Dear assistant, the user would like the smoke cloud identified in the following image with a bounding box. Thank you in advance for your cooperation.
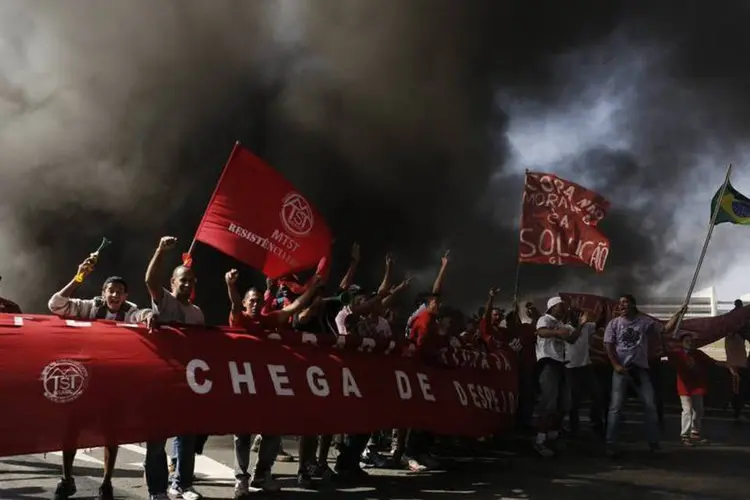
[0,1,749,320]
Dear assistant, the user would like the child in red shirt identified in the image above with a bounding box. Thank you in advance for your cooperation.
[668,333,737,446]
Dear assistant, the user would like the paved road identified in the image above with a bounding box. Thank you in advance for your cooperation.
[3,404,750,500]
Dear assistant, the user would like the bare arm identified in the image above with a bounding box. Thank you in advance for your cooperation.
[605,342,623,371]
[432,250,450,294]
[276,276,323,324]
[145,236,177,303]
[377,253,394,296]
[225,269,242,315]
[338,243,360,290]
[381,277,411,308]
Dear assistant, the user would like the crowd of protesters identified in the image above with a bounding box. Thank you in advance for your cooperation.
[0,235,742,500]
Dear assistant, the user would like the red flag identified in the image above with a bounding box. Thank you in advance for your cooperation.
[193,143,332,278]
[519,172,611,273]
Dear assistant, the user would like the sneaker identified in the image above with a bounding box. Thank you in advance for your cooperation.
[53,477,77,500]
[360,449,389,468]
[691,434,710,445]
[276,449,294,462]
[310,461,337,481]
[681,437,695,447]
[533,442,554,458]
[234,479,250,500]
[418,454,440,469]
[168,485,203,500]
[149,495,170,500]
[97,482,114,500]
[648,442,660,453]
[250,470,281,492]
[406,457,427,472]
[251,435,262,453]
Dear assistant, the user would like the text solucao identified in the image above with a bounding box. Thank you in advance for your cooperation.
[519,227,609,272]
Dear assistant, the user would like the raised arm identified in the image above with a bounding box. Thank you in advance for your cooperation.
[377,253,394,296]
[276,275,324,324]
[145,236,177,303]
[225,269,242,315]
[382,277,411,308]
[432,250,450,294]
[48,256,97,318]
[338,242,360,291]
[483,287,498,326]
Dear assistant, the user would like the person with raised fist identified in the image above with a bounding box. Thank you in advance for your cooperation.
[143,236,204,500]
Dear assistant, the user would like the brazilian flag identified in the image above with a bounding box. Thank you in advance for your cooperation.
[711,180,750,225]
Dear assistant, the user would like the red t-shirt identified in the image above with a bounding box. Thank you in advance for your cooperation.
[479,318,509,351]
[229,310,282,333]
[669,349,713,396]
[410,308,452,358]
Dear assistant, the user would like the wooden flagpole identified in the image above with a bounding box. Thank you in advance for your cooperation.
[670,163,733,336]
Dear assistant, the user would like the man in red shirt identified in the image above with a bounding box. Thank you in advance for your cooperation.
[225,269,321,498]
[479,288,506,350]
[668,332,737,446]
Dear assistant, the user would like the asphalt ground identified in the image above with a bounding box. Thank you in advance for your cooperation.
[2,402,750,500]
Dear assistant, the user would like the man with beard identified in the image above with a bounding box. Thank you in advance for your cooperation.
[603,294,681,457]
[143,236,205,500]
[225,268,321,498]
[48,256,153,500]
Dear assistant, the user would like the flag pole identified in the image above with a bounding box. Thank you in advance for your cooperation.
[512,170,529,302]
[186,141,242,258]
[671,163,733,336]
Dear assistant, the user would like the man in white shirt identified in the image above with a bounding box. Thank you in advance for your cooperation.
[564,309,604,439]
[143,236,205,500]
[48,255,153,500]
[534,296,588,457]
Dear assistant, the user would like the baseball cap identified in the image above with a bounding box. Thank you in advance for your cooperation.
[546,296,563,312]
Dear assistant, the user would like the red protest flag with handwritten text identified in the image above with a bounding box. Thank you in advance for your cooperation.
[192,143,332,278]
[518,172,611,273]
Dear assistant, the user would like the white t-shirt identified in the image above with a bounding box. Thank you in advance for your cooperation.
[335,305,352,335]
[535,314,569,363]
[565,322,594,368]
[352,315,392,339]
[153,288,204,325]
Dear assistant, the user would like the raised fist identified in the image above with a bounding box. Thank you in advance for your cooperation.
[158,236,177,251]
[225,269,239,285]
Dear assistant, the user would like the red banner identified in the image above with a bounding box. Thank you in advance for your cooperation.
[193,143,332,278]
[0,314,517,457]
[519,172,611,272]
[560,292,750,361]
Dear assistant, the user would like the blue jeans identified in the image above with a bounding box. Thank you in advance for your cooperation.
[606,368,660,445]
[144,436,195,494]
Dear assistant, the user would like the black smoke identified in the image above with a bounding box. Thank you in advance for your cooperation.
[0,0,749,322]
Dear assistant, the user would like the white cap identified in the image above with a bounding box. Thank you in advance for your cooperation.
[546,296,564,312]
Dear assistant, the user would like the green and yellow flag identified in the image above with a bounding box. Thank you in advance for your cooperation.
[711,180,750,225]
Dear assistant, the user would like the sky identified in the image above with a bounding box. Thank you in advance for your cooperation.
[3,2,750,322]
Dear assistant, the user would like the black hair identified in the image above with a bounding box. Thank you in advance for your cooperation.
[102,276,128,293]
[620,293,637,305]
[735,299,744,308]
[243,287,261,301]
